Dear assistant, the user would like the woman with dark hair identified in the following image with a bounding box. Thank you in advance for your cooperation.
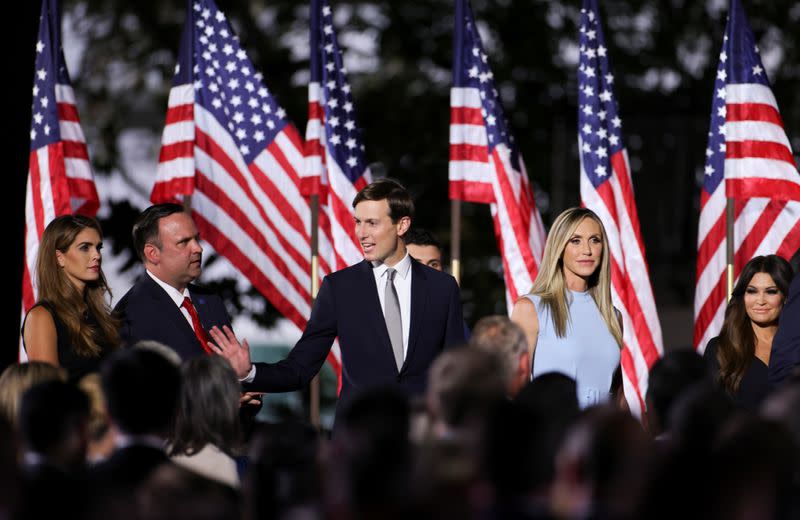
[23,215,118,382]
[169,356,242,488]
[704,254,794,411]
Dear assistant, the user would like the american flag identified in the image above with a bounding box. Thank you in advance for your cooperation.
[577,0,663,418]
[302,0,371,273]
[449,0,545,310]
[22,0,100,358]
[152,0,341,378]
[694,0,800,352]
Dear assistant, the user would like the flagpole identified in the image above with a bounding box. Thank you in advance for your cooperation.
[309,194,321,427]
[726,197,734,301]
[450,199,461,285]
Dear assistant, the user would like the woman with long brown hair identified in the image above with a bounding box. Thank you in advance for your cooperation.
[22,215,119,382]
[704,254,793,411]
[511,207,622,408]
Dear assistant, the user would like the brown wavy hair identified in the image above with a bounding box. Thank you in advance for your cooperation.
[716,255,793,394]
[35,215,119,357]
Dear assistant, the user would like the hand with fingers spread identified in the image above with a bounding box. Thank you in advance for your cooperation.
[208,325,253,379]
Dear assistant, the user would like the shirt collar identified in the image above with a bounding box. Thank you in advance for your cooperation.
[146,269,190,307]
[372,252,412,280]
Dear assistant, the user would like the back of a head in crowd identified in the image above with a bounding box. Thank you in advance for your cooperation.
[668,382,737,457]
[101,345,181,436]
[481,399,561,509]
[339,385,410,451]
[334,387,413,518]
[169,356,241,457]
[0,361,66,427]
[552,406,653,519]
[708,416,797,520]
[426,346,507,434]
[19,380,90,470]
[244,421,321,520]
[516,371,579,422]
[646,349,709,437]
[138,464,240,520]
[470,315,530,396]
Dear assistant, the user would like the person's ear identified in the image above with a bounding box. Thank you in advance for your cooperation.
[396,216,411,237]
[143,243,160,265]
[55,250,65,268]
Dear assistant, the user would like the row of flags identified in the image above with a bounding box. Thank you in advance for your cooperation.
[24,0,800,412]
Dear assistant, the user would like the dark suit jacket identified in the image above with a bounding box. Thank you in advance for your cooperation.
[249,259,465,417]
[114,274,232,360]
[769,271,800,386]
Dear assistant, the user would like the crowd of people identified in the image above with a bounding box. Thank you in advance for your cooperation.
[2,178,799,519]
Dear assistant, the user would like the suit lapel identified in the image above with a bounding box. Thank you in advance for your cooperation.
[358,261,397,372]
[143,276,200,350]
[404,260,427,371]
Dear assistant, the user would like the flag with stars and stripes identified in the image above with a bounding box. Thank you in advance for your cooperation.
[302,0,372,273]
[694,0,800,352]
[22,0,100,359]
[449,0,545,311]
[577,0,663,418]
[153,0,341,379]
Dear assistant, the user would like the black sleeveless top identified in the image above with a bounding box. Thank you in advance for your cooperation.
[22,300,114,383]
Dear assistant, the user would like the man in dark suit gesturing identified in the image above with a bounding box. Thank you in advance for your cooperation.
[115,203,233,359]
[214,179,466,419]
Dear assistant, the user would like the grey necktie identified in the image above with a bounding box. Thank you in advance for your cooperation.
[384,268,404,371]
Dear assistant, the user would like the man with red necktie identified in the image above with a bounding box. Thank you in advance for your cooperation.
[115,204,234,360]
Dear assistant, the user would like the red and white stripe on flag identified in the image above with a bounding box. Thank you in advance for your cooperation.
[23,0,100,362]
[694,0,800,352]
[449,86,545,310]
[23,87,99,362]
[153,0,357,383]
[580,146,664,418]
[577,0,663,419]
[153,88,345,379]
[450,0,545,310]
[303,81,370,274]
[694,83,800,351]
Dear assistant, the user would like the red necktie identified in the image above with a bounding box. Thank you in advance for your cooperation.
[182,297,213,354]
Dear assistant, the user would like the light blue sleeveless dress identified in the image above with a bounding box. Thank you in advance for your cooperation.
[525,291,620,408]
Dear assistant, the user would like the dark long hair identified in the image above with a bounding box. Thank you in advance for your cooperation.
[716,255,793,394]
[36,215,119,357]
[169,356,241,457]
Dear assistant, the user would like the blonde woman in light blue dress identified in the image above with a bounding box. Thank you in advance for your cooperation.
[511,208,622,408]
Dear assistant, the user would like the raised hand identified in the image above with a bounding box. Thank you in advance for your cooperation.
[208,325,253,379]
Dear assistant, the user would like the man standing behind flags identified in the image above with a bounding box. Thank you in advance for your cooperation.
[213,179,466,425]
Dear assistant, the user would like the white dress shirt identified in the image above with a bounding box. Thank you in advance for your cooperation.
[372,252,413,358]
[146,270,195,331]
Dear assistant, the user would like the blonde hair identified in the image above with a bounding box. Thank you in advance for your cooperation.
[0,362,66,426]
[528,207,622,348]
[36,215,119,357]
[77,373,111,442]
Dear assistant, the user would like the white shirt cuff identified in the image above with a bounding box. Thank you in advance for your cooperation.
[240,364,256,383]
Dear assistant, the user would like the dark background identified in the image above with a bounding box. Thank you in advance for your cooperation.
[6,0,800,370]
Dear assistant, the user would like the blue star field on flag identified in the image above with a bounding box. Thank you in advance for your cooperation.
[311,0,367,182]
[577,1,625,189]
[453,0,520,171]
[178,0,289,164]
